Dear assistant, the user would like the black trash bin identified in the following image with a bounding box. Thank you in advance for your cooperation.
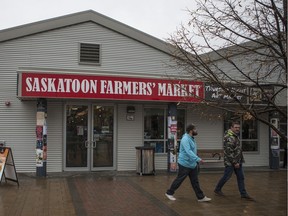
[135,146,155,175]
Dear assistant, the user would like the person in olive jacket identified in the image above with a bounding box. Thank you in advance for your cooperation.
[214,121,254,201]
[165,124,211,202]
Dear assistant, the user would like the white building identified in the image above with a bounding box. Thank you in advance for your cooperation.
[0,10,285,174]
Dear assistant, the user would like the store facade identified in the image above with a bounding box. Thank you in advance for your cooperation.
[0,10,285,173]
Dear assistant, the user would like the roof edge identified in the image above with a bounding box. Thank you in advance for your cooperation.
[0,10,175,55]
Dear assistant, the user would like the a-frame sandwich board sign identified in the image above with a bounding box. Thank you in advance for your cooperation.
[0,147,19,186]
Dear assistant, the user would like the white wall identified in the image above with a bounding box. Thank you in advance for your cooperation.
[117,104,143,171]
[47,101,64,172]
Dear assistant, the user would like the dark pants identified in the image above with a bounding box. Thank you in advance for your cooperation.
[166,163,205,199]
[214,164,248,196]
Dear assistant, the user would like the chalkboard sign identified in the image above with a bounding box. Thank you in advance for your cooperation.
[204,84,248,103]
[0,147,19,186]
[249,86,274,104]
[204,84,274,105]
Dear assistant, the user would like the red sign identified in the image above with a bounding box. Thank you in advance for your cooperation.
[18,72,204,102]
[170,124,177,133]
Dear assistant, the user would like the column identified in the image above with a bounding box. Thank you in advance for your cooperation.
[167,103,178,172]
[36,98,47,177]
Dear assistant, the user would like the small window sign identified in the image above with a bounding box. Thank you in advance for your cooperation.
[102,126,109,133]
[126,114,135,121]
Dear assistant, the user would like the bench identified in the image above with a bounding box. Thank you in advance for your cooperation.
[197,149,224,163]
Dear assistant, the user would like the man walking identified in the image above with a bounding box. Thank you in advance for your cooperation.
[165,124,211,202]
[214,121,254,201]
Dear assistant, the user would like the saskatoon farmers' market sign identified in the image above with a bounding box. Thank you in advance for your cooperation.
[18,72,204,102]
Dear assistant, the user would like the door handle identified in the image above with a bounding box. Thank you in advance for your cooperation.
[92,141,97,148]
[85,140,89,148]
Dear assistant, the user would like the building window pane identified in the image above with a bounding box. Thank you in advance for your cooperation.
[144,141,164,153]
[144,108,185,154]
[144,108,164,139]
[242,141,258,151]
[242,119,257,139]
[224,115,258,152]
[241,118,258,152]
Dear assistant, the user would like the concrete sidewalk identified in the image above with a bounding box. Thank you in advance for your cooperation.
[0,168,287,216]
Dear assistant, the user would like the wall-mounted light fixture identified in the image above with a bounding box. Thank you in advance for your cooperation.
[126,106,135,121]
[5,101,11,106]
[126,114,135,121]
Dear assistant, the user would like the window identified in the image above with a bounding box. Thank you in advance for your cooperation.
[79,43,101,65]
[144,108,185,154]
[224,116,258,152]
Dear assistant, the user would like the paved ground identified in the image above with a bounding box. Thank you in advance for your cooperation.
[0,168,287,216]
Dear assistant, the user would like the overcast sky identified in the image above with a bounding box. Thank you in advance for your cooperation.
[1,0,197,40]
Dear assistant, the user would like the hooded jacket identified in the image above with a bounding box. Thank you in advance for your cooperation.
[223,129,244,166]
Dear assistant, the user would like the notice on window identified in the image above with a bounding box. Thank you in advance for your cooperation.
[102,126,109,133]
[77,126,84,136]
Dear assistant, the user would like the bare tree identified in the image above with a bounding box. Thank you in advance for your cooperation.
[167,0,287,141]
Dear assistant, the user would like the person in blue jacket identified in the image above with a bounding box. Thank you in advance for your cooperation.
[165,124,211,202]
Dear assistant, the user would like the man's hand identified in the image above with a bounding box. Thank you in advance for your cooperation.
[199,159,204,164]
[234,163,240,168]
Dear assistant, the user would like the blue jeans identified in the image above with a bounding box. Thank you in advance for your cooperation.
[215,164,248,196]
[166,163,205,199]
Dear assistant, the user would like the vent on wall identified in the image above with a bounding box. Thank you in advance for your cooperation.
[79,43,101,65]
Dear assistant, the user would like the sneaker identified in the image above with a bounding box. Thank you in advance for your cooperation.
[198,196,212,202]
[214,190,225,196]
[165,193,176,201]
[241,195,255,201]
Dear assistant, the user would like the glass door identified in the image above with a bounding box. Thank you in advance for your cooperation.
[92,105,114,170]
[65,104,115,171]
[65,105,89,170]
